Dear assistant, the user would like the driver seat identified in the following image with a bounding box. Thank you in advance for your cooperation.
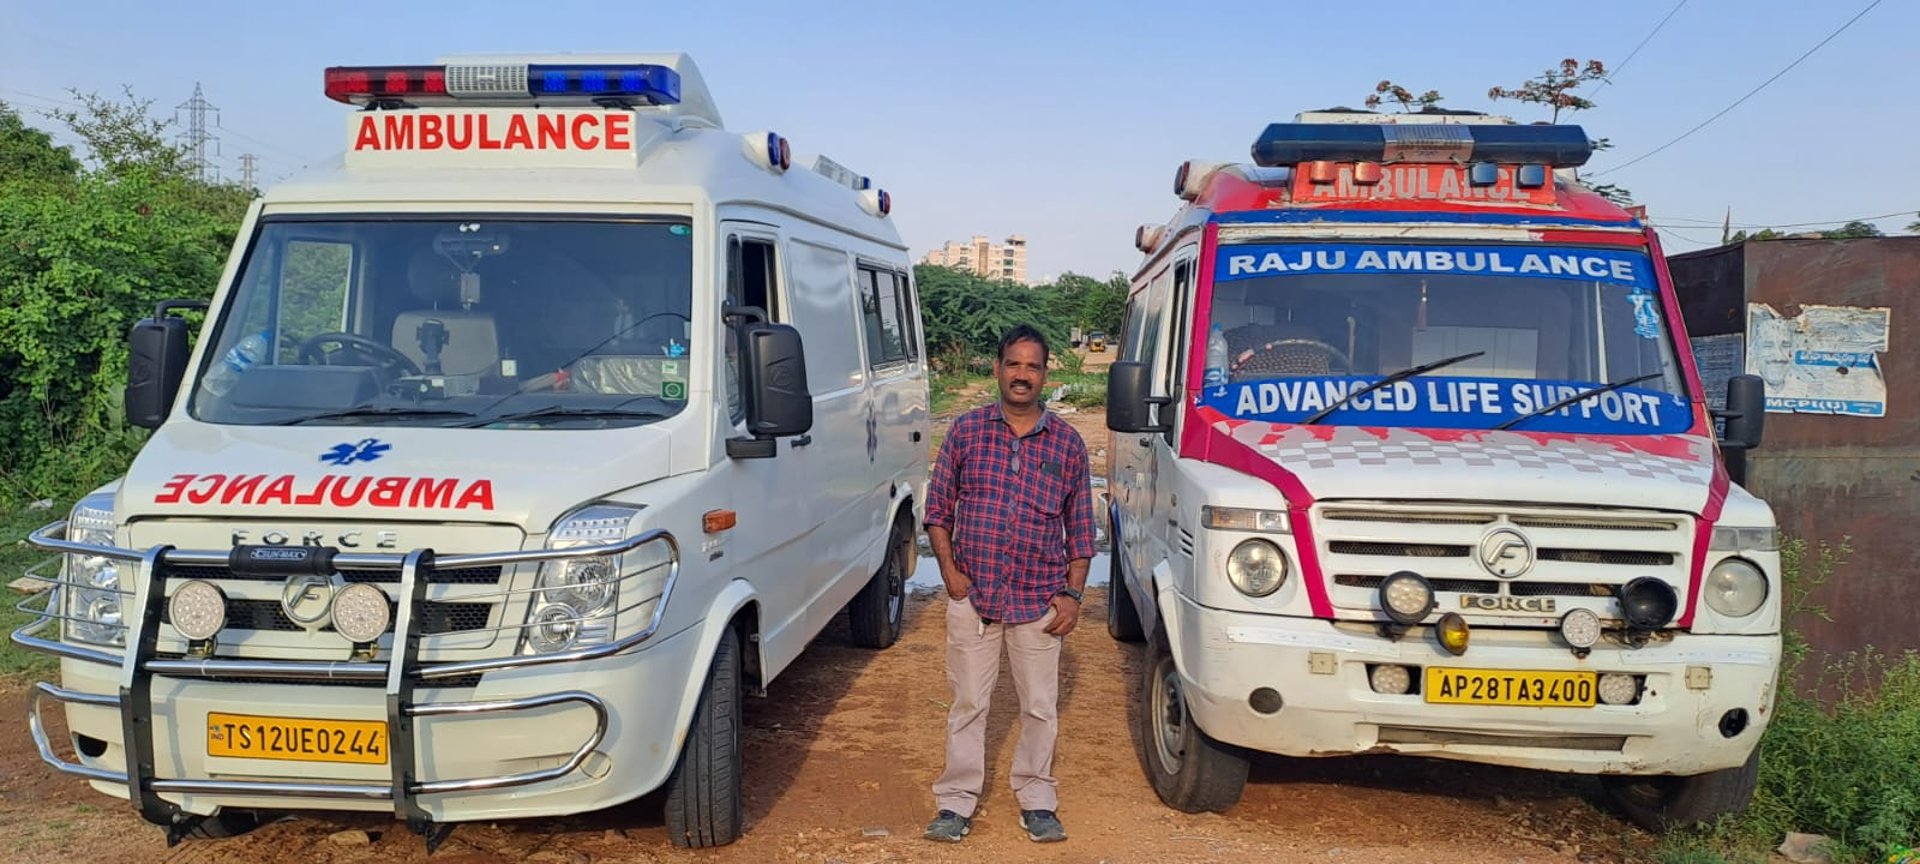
[391,254,500,377]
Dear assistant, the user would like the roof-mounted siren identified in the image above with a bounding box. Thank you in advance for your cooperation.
[858,188,892,218]
[1135,224,1167,254]
[323,61,683,109]
[1174,160,1227,200]
[743,130,792,174]
[1251,121,1593,189]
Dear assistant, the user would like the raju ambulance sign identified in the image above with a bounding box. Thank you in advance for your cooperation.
[1201,243,1692,435]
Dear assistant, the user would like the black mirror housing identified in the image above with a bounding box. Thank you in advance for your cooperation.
[729,322,812,459]
[125,300,205,429]
[1106,361,1169,434]
[1722,374,1765,450]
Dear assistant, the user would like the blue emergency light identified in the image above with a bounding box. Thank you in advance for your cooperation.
[325,62,682,107]
[1250,122,1592,168]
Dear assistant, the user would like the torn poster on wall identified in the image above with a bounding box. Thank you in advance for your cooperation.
[1745,303,1890,417]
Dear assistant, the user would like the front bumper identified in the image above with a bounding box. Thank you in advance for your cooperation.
[13,521,683,843]
[1163,589,1779,775]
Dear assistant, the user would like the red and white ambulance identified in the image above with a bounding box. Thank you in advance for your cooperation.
[16,52,928,849]
[1105,108,1780,831]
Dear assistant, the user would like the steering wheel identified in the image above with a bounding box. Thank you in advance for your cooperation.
[1231,338,1354,377]
[296,332,422,377]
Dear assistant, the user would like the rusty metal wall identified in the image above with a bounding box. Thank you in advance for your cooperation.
[1669,237,1920,666]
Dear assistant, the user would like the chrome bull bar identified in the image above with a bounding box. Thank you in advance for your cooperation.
[11,521,678,850]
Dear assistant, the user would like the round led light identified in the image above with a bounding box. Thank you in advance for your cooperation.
[1369,664,1411,695]
[167,579,226,641]
[331,583,392,644]
[1226,539,1288,597]
[1378,571,1434,625]
[1598,672,1640,705]
[1618,577,1679,631]
[527,604,583,653]
[1559,608,1601,649]
[1703,559,1768,618]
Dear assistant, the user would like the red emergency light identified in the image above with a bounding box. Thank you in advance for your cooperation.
[323,62,681,107]
[325,66,446,103]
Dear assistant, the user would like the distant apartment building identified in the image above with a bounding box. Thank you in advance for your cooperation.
[921,234,1028,284]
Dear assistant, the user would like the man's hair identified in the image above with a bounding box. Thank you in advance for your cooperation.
[998,324,1050,365]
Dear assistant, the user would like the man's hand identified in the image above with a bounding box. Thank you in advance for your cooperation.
[941,566,972,601]
[1044,593,1081,636]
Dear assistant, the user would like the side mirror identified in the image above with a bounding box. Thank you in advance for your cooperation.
[1717,373,1766,487]
[125,299,207,429]
[1106,361,1170,434]
[728,321,813,459]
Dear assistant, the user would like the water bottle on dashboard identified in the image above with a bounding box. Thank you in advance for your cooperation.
[202,330,269,398]
[1204,325,1229,388]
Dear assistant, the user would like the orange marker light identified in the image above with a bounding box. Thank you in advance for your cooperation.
[703,509,737,533]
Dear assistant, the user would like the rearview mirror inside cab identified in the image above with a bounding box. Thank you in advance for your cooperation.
[729,320,813,459]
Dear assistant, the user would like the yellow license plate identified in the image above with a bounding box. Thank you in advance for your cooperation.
[1423,668,1596,708]
[207,712,389,765]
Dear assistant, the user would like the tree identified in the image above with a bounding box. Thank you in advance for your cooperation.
[1365,80,1444,113]
[0,101,81,185]
[1907,213,1920,234]
[1488,59,1608,123]
[1819,221,1884,239]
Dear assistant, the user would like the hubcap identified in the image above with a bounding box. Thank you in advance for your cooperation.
[1151,654,1187,775]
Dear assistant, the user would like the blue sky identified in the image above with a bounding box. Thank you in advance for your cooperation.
[3,0,1915,282]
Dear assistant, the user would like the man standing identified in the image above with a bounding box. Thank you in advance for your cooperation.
[922,325,1097,844]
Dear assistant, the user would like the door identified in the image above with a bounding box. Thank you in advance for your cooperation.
[719,227,815,671]
[1113,262,1175,602]
[856,262,927,528]
[1148,254,1197,598]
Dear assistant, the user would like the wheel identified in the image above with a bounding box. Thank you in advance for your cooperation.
[1599,744,1761,832]
[1106,551,1144,643]
[185,809,270,839]
[666,628,745,848]
[1139,628,1248,812]
[849,516,910,649]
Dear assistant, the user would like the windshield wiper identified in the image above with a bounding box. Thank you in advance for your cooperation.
[1301,351,1486,424]
[461,406,667,428]
[1494,372,1665,431]
[274,406,478,426]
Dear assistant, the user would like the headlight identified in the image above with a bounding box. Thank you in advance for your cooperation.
[1703,558,1768,618]
[1203,506,1290,534]
[1225,539,1288,597]
[1710,526,1779,552]
[1378,571,1434,625]
[519,505,673,656]
[62,493,125,648]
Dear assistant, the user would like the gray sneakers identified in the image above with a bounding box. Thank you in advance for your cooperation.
[1020,809,1067,843]
[923,809,972,842]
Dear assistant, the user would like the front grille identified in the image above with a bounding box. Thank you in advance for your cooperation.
[165,599,492,635]
[1336,573,1499,594]
[171,564,502,585]
[1539,549,1675,566]
[1329,541,1469,558]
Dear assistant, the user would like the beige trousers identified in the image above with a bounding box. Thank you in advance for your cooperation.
[931,595,1062,818]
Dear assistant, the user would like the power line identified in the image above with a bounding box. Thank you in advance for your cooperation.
[1597,0,1688,89]
[1652,209,1915,230]
[1593,0,1884,177]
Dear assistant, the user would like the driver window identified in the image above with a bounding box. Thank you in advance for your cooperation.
[275,240,354,363]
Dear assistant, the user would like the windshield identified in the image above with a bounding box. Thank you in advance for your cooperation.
[189,217,694,429]
[1198,242,1693,436]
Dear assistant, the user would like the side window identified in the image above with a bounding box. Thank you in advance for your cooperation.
[892,270,922,362]
[726,236,780,424]
[275,240,354,363]
[858,264,909,369]
[1164,258,1193,395]
[1139,267,1172,394]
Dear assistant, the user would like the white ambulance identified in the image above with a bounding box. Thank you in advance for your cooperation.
[1105,110,1781,831]
[15,52,929,850]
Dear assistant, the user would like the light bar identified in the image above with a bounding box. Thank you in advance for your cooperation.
[325,63,681,107]
[1251,122,1591,168]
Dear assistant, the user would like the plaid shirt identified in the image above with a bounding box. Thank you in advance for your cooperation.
[924,403,1098,624]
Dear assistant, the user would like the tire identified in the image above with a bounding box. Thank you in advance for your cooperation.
[849,517,910,649]
[1599,744,1761,832]
[666,628,745,848]
[185,809,270,839]
[1106,551,1144,643]
[1138,628,1248,813]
